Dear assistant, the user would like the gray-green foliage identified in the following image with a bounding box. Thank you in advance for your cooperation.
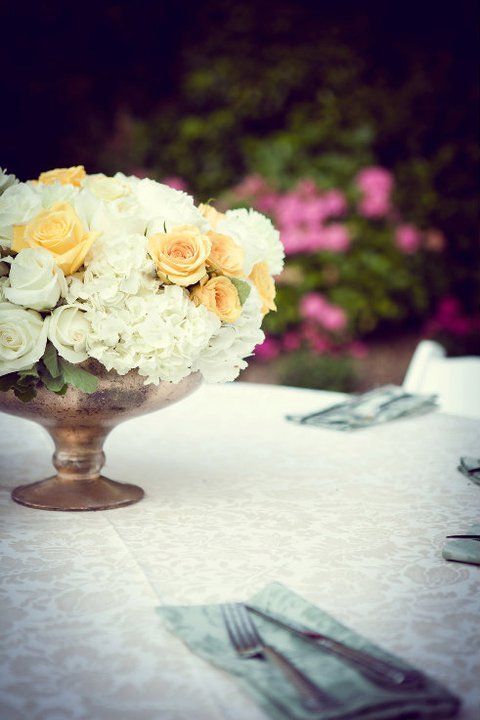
[0,344,98,402]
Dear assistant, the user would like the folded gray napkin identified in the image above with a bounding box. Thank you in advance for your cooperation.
[457,457,480,486]
[286,385,438,431]
[157,582,459,719]
[443,524,480,566]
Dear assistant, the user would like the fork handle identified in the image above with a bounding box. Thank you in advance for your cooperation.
[262,644,333,712]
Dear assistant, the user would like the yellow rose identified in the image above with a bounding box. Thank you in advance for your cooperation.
[191,276,242,323]
[198,203,225,229]
[38,165,86,187]
[206,231,245,278]
[148,225,211,286]
[12,202,98,275]
[249,261,276,315]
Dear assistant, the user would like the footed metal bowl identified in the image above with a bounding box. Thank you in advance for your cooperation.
[0,361,202,511]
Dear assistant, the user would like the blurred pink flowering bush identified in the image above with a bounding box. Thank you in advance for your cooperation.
[219,167,447,368]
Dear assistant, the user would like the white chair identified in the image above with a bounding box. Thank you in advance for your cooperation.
[403,340,480,419]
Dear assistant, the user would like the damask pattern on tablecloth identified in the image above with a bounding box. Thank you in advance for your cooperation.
[1,383,479,720]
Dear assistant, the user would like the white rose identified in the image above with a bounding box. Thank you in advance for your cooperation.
[0,183,42,248]
[0,302,49,376]
[4,248,67,311]
[0,168,18,195]
[136,179,206,232]
[48,305,90,364]
[73,188,145,236]
[83,174,131,202]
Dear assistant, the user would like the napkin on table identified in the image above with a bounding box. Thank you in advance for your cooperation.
[286,385,438,431]
[457,457,480,486]
[157,582,459,720]
[443,524,480,567]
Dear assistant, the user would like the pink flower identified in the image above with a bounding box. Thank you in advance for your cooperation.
[280,228,305,255]
[302,197,329,224]
[282,330,301,352]
[295,178,318,197]
[255,335,281,361]
[438,296,461,319]
[300,293,347,332]
[162,176,188,191]
[319,305,348,332]
[300,292,329,321]
[359,194,392,218]
[356,167,394,194]
[323,190,347,217]
[233,173,270,198]
[275,193,305,228]
[395,224,422,254]
[310,335,331,354]
[256,192,279,214]
[436,297,473,334]
[424,296,478,337]
[301,324,331,354]
[321,224,351,252]
[356,166,394,219]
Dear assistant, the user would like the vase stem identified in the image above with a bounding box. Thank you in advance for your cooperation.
[51,426,108,482]
[11,423,144,511]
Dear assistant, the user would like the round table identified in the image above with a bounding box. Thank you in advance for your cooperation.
[1,382,479,720]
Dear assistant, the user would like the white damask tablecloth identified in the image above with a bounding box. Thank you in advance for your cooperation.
[0,382,479,720]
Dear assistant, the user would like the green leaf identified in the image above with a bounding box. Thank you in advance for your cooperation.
[0,373,18,392]
[59,360,98,394]
[230,278,251,305]
[43,343,61,378]
[17,365,39,380]
[13,385,37,403]
[42,373,68,393]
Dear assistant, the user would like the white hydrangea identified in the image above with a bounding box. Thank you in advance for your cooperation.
[193,287,265,383]
[85,285,220,384]
[67,232,157,308]
[217,208,285,276]
[0,183,42,248]
[31,180,79,208]
[136,179,207,234]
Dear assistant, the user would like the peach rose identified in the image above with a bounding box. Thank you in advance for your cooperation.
[206,231,245,278]
[198,203,225,229]
[249,261,276,315]
[191,276,241,323]
[148,225,211,286]
[12,202,98,275]
[38,166,86,187]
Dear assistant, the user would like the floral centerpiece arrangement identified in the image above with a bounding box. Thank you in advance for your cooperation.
[0,166,284,401]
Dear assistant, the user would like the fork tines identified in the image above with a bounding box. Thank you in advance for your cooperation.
[221,602,263,656]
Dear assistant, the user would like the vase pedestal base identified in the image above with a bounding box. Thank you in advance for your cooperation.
[11,476,145,512]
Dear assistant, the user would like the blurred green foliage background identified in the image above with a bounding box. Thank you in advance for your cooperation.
[2,0,478,389]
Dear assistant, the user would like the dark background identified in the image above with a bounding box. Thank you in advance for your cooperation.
[1,0,478,388]
[2,0,478,182]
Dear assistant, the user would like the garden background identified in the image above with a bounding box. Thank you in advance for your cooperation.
[2,0,478,391]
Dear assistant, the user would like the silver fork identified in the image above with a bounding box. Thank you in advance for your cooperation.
[221,603,335,713]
